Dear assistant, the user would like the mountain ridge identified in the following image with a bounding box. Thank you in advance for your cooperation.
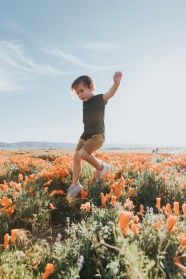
[0,141,183,150]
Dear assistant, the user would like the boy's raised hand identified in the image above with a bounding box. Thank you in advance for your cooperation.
[113,71,123,84]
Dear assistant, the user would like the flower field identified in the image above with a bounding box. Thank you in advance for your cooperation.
[0,149,186,279]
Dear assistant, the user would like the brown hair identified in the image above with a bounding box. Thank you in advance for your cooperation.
[71,75,95,92]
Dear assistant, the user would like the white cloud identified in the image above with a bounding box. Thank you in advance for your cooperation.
[80,41,136,51]
[0,41,77,93]
[42,44,124,72]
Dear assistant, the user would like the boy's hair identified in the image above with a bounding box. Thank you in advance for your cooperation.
[71,75,95,92]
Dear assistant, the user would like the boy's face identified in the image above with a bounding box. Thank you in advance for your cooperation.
[74,82,94,102]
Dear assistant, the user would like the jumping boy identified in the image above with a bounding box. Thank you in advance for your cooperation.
[67,71,123,196]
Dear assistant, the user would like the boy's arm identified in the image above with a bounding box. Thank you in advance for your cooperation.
[103,71,122,102]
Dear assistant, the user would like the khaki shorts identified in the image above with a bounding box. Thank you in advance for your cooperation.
[75,134,105,154]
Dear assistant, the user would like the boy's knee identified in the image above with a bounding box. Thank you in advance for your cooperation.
[78,149,88,159]
[73,151,81,161]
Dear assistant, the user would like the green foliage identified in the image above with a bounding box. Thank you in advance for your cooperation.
[1,151,186,278]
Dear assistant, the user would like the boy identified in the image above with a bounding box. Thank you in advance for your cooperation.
[67,71,123,196]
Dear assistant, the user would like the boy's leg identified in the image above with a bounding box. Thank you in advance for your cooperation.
[72,151,82,185]
[78,149,102,171]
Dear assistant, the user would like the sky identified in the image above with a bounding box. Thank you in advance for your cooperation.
[0,0,186,147]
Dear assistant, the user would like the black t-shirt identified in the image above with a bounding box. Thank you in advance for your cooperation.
[81,94,107,140]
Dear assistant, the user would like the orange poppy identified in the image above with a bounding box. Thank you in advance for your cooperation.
[0,197,12,207]
[137,204,144,216]
[182,204,186,215]
[111,195,116,206]
[166,203,172,217]
[49,203,55,210]
[130,220,139,235]
[166,215,177,231]
[156,198,161,211]
[11,229,19,243]
[42,263,55,279]
[179,233,186,247]
[80,189,88,199]
[3,233,10,249]
[118,210,133,230]
[80,202,90,211]
[174,202,180,216]
[128,187,136,198]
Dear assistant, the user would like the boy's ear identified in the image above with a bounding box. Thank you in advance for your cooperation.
[90,83,95,91]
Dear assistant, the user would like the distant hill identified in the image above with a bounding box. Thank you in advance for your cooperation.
[0,141,184,152]
[0,141,76,150]
[0,141,153,150]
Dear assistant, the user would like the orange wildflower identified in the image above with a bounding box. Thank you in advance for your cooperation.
[130,220,139,235]
[29,188,35,196]
[152,219,164,230]
[133,215,139,224]
[182,204,186,214]
[80,202,90,211]
[0,184,8,192]
[18,173,23,181]
[137,204,144,216]
[49,190,64,196]
[128,187,136,198]
[166,215,177,231]
[124,198,134,211]
[80,189,88,199]
[100,193,107,207]
[44,187,49,193]
[5,205,16,215]
[15,183,22,191]
[42,263,55,279]
[156,197,161,211]
[49,203,55,210]
[0,197,12,206]
[174,202,180,216]
[166,203,172,217]
[43,180,53,186]
[10,229,19,243]
[179,233,186,247]
[3,233,10,249]
[118,210,133,230]
[111,195,116,206]
[173,257,181,264]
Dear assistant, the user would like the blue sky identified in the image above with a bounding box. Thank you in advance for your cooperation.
[0,0,186,147]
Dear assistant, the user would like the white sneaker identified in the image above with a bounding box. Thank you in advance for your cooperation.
[67,183,83,197]
[97,164,109,180]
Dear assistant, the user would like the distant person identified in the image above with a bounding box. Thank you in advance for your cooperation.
[67,71,123,196]
[155,147,159,154]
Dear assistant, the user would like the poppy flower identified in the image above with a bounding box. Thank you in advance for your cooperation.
[174,202,180,216]
[111,195,116,206]
[49,203,55,210]
[118,210,133,230]
[156,198,161,211]
[130,220,139,235]
[137,204,144,216]
[182,204,186,215]
[3,233,10,249]
[80,189,88,199]
[179,233,186,247]
[11,229,19,243]
[128,187,136,198]
[166,203,172,217]
[166,215,177,231]
[42,263,54,279]
[80,202,90,211]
